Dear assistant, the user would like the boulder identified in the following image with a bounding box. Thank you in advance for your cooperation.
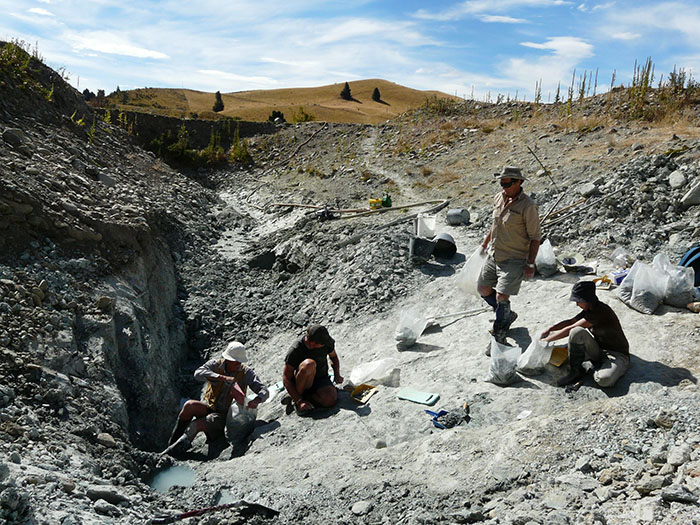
[680,181,700,209]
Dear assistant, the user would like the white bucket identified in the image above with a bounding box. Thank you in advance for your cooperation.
[414,214,436,238]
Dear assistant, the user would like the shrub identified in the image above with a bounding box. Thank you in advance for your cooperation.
[291,106,314,123]
[268,110,286,122]
[372,87,381,102]
[340,82,352,101]
[212,90,224,112]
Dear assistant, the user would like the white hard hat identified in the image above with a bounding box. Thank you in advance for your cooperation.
[222,341,247,363]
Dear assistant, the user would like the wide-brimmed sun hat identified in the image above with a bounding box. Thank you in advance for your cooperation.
[222,341,247,362]
[492,165,527,181]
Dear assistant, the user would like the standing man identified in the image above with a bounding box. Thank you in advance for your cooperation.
[163,341,269,456]
[282,324,343,415]
[541,281,630,388]
[478,166,541,349]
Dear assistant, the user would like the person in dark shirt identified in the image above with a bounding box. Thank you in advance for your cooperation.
[282,325,343,415]
[541,280,630,388]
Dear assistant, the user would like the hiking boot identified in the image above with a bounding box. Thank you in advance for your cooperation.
[161,434,191,457]
[557,343,586,387]
[281,394,294,415]
[505,311,518,330]
[167,418,190,446]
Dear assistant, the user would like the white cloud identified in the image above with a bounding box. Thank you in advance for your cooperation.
[610,31,640,41]
[197,69,277,88]
[520,36,594,60]
[65,31,169,59]
[479,15,527,23]
[28,7,53,16]
[37,0,51,3]
[309,18,433,47]
[577,3,588,12]
[414,0,571,21]
[592,2,615,10]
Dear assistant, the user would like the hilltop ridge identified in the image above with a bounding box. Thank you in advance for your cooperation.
[104,78,460,123]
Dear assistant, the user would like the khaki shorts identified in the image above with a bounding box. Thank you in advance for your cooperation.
[478,255,526,296]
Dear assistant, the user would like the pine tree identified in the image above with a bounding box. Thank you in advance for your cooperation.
[372,87,381,102]
[212,91,224,112]
[340,82,352,101]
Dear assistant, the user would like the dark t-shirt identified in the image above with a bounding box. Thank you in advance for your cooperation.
[574,300,629,354]
[285,336,334,379]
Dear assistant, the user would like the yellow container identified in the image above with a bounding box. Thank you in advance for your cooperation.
[369,198,382,209]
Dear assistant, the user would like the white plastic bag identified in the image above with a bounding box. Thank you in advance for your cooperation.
[535,239,558,277]
[517,336,552,376]
[349,358,400,387]
[485,339,520,385]
[457,247,487,298]
[225,402,257,444]
[617,259,640,304]
[628,261,666,314]
[653,254,694,307]
[395,307,428,348]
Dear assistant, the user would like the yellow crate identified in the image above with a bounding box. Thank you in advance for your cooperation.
[368,198,382,209]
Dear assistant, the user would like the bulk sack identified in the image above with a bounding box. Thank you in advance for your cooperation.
[517,336,552,376]
[457,247,487,298]
[485,339,520,385]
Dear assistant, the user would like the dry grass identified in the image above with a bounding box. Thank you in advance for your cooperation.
[106,79,460,124]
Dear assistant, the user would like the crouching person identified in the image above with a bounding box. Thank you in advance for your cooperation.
[282,325,343,416]
[541,281,630,388]
[163,341,269,456]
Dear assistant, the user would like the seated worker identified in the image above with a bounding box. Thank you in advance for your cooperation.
[282,325,343,415]
[163,341,269,456]
[541,281,630,388]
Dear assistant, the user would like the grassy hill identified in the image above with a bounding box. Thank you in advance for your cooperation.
[106,79,460,124]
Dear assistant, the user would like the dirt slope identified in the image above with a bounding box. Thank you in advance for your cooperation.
[2,40,700,525]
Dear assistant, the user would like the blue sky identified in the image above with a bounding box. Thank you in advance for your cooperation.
[2,0,699,102]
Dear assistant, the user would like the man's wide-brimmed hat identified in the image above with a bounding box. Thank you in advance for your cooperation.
[569,281,598,303]
[222,341,247,362]
[493,165,527,181]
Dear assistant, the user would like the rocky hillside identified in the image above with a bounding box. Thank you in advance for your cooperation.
[1,40,700,525]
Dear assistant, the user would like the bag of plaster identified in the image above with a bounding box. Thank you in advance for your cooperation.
[535,239,558,277]
[395,307,428,348]
[457,247,487,298]
[225,402,257,444]
[653,254,694,307]
[628,261,667,314]
[349,358,400,387]
[485,339,520,385]
[516,336,552,376]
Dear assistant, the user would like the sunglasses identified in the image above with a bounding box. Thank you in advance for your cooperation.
[500,179,518,188]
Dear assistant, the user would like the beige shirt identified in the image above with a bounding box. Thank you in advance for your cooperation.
[489,190,541,262]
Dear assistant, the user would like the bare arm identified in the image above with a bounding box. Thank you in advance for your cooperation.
[542,317,592,342]
[527,239,540,265]
[481,230,492,252]
[282,363,301,403]
[328,351,343,384]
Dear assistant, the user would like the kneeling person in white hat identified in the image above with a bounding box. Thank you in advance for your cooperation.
[163,341,269,456]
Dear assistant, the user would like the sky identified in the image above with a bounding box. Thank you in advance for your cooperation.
[2,0,699,102]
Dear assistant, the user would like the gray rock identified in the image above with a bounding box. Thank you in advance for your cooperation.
[668,170,687,189]
[667,443,692,466]
[681,181,700,209]
[635,474,665,495]
[2,128,28,149]
[93,499,121,516]
[351,500,373,515]
[661,484,698,504]
[578,182,600,197]
[86,486,130,505]
[96,433,117,448]
[8,452,21,464]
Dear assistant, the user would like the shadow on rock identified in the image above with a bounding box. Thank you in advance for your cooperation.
[603,354,697,397]
[305,390,372,419]
[396,342,442,353]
